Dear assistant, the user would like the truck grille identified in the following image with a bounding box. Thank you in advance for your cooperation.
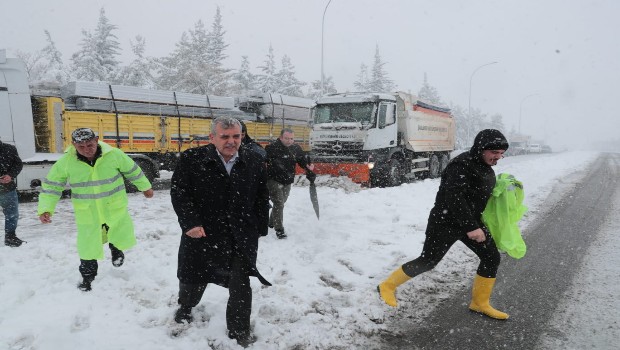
[311,140,364,155]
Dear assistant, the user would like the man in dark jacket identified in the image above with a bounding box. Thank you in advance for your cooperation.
[170,116,270,347]
[265,128,314,239]
[0,139,24,247]
[240,120,266,160]
[378,129,511,320]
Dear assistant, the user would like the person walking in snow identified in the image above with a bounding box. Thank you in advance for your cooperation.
[0,138,25,247]
[170,117,270,347]
[378,129,511,320]
[38,128,153,292]
[240,120,267,160]
[265,128,315,239]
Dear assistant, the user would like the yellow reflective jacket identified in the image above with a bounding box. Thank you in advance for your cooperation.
[38,142,151,260]
[482,173,528,259]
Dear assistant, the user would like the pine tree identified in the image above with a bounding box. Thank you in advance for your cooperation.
[256,44,279,93]
[276,55,304,96]
[71,8,121,81]
[489,113,505,131]
[308,76,337,99]
[231,56,256,94]
[418,73,443,105]
[368,45,395,93]
[206,6,231,95]
[353,63,370,92]
[114,36,157,88]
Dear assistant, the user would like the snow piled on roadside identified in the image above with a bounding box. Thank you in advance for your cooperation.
[0,151,598,349]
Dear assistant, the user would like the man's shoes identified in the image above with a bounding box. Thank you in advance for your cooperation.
[109,244,124,267]
[174,305,193,324]
[4,232,24,247]
[78,277,94,292]
[275,230,287,239]
[229,331,257,348]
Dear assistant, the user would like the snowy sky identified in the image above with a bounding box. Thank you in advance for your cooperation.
[1,151,615,349]
[1,0,620,149]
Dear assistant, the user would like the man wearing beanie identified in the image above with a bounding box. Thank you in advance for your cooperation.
[378,129,511,320]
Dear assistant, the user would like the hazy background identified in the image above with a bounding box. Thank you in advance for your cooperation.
[2,0,619,150]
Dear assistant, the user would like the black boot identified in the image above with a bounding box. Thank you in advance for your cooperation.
[4,231,24,247]
[276,229,287,239]
[109,243,124,267]
[175,283,207,324]
[78,259,98,291]
[228,330,257,348]
[78,276,95,292]
[174,305,193,324]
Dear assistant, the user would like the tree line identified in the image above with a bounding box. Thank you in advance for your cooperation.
[15,6,507,148]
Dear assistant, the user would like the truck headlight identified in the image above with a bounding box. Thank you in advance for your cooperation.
[367,162,375,170]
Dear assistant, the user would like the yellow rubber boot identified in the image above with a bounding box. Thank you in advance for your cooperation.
[377,267,411,307]
[469,274,509,320]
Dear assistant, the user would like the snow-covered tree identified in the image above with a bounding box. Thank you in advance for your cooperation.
[276,55,304,96]
[114,36,157,88]
[71,8,122,81]
[368,45,395,92]
[418,73,443,105]
[353,63,370,92]
[256,44,279,93]
[307,76,337,99]
[230,56,256,94]
[158,8,232,95]
[205,6,231,95]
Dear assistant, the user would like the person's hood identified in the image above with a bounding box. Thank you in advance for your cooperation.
[470,129,509,157]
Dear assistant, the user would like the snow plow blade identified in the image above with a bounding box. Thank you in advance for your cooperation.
[297,163,370,185]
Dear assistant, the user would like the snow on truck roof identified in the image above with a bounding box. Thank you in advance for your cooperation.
[315,91,451,114]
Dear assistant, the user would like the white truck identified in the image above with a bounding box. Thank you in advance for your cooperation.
[309,91,455,187]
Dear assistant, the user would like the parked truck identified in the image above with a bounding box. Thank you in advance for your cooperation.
[309,92,455,187]
[1,50,312,194]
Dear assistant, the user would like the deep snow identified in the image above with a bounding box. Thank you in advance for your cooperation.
[0,151,614,349]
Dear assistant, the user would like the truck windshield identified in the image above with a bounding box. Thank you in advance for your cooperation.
[313,103,375,125]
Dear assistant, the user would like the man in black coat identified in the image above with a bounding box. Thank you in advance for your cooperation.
[170,117,270,347]
[0,139,24,247]
[378,129,511,320]
[265,128,314,239]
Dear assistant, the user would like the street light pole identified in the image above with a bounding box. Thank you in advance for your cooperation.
[519,93,539,134]
[321,0,333,95]
[467,61,498,143]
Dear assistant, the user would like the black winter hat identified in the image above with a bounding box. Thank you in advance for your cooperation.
[471,129,509,154]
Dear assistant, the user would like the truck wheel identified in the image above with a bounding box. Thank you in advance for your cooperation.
[440,154,450,173]
[428,154,440,179]
[125,159,156,193]
[387,158,403,187]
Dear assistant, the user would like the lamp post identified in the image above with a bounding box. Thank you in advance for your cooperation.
[467,61,498,143]
[321,0,333,95]
[519,93,539,134]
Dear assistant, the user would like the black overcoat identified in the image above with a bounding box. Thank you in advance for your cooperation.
[428,129,508,234]
[170,144,270,287]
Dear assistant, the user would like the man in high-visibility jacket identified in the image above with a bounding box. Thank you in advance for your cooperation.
[38,128,154,291]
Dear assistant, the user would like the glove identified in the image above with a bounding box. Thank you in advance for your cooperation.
[306,170,317,183]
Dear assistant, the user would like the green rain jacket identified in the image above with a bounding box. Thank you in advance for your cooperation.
[38,142,151,260]
[482,173,528,259]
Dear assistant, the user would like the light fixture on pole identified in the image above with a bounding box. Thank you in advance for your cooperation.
[467,61,498,142]
[321,0,333,95]
[519,93,539,134]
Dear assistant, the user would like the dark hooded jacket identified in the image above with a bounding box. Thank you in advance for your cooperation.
[0,141,23,193]
[428,129,509,233]
[171,144,270,287]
